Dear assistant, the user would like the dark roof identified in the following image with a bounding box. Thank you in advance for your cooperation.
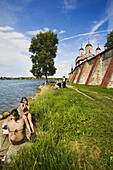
[86,43,92,47]
[79,47,84,51]
[96,47,101,50]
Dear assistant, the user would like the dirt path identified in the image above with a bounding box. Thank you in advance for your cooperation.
[67,85,95,101]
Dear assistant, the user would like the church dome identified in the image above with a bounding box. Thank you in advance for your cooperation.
[96,47,101,50]
[86,43,92,47]
[79,47,84,51]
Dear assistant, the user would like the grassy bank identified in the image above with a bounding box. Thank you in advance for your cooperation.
[6,84,113,169]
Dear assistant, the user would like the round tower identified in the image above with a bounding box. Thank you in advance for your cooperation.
[85,39,93,56]
[96,44,101,55]
[79,44,84,57]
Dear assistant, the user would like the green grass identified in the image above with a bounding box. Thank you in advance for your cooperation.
[6,84,113,169]
[67,82,113,109]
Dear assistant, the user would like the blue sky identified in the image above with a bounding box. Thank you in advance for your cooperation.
[0,0,113,78]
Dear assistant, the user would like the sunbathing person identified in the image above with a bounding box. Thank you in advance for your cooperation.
[20,97,30,112]
[7,109,27,145]
[22,107,35,135]
[20,97,35,134]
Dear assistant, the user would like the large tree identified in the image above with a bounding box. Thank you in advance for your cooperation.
[29,31,59,82]
[104,30,113,48]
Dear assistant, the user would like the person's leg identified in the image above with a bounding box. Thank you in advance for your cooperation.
[64,82,66,88]
[28,113,34,133]
[23,115,31,134]
[63,82,64,88]
[59,83,61,88]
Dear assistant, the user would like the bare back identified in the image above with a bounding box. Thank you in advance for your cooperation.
[7,118,26,145]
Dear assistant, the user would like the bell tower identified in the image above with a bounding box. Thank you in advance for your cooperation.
[85,39,93,56]
[79,44,84,57]
[96,44,101,55]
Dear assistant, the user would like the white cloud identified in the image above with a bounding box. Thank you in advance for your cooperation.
[59,30,66,34]
[0,26,14,31]
[52,42,76,78]
[59,29,111,42]
[26,30,43,35]
[26,27,50,35]
[91,17,109,32]
[54,60,72,78]
[106,0,113,30]
[0,26,32,77]
[63,0,77,10]
[0,31,26,39]
[53,29,57,33]
[44,27,50,32]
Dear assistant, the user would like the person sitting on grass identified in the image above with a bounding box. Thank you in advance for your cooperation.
[56,79,61,88]
[22,107,35,135]
[7,109,27,145]
[20,97,30,112]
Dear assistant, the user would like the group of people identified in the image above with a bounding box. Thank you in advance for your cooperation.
[7,97,35,145]
[56,76,66,89]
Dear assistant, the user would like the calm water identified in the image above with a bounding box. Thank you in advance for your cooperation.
[0,80,45,114]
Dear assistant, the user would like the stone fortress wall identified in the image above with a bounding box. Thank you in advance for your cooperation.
[68,43,113,88]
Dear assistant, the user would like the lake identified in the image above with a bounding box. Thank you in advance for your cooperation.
[0,80,45,114]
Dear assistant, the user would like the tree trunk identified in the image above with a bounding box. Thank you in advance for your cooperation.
[45,73,48,84]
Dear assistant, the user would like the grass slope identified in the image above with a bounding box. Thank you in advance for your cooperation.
[7,84,113,170]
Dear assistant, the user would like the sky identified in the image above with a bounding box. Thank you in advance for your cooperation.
[0,0,113,78]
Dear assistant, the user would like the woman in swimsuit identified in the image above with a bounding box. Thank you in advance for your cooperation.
[20,97,34,134]
[20,97,30,112]
[23,107,34,134]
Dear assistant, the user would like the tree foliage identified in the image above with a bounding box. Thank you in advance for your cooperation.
[29,31,59,81]
[104,30,113,48]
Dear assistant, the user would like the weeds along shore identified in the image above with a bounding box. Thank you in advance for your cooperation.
[5,83,113,169]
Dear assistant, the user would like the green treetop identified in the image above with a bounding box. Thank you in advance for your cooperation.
[104,30,113,48]
[29,31,59,82]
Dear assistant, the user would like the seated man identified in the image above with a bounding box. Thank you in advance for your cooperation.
[6,109,33,163]
[7,109,27,145]
[56,79,61,88]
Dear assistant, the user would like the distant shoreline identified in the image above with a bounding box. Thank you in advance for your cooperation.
[0,77,62,80]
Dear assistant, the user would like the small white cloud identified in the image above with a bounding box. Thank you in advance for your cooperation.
[0,26,14,31]
[53,29,57,33]
[44,27,50,32]
[63,0,77,10]
[26,27,50,35]
[93,21,98,24]
[26,29,43,35]
[59,30,66,34]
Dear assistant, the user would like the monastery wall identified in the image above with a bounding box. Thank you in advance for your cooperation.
[69,46,113,88]
[88,56,101,86]
[73,67,80,83]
